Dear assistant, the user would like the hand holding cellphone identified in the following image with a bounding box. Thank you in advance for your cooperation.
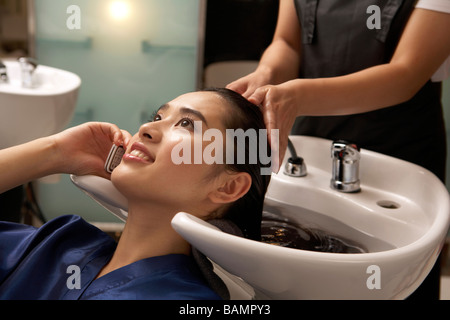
[105,145,125,173]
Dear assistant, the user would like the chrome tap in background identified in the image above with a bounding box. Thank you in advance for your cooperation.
[18,57,38,88]
[0,60,8,83]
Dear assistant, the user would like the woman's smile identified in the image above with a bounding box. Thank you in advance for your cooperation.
[123,142,154,164]
[110,90,259,215]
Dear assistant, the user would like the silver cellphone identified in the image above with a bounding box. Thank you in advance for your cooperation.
[105,145,125,173]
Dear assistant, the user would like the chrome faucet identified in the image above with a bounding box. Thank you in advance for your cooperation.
[0,60,8,83]
[331,140,361,193]
[284,138,307,177]
[18,57,38,88]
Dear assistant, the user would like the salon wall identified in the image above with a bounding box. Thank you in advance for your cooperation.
[0,0,29,57]
[31,0,450,224]
[35,0,202,222]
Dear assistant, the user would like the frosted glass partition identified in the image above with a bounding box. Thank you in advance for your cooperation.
[34,0,202,222]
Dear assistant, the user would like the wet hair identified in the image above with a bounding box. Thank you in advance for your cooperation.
[201,88,272,241]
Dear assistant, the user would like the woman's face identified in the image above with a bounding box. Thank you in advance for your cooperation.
[111,91,229,215]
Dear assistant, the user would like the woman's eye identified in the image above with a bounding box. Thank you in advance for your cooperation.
[177,118,194,128]
[153,114,162,122]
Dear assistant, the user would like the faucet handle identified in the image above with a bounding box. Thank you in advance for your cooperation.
[331,140,360,160]
[331,140,361,193]
[18,57,38,71]
[18,57,38,88]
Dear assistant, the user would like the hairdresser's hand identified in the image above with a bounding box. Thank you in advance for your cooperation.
[226,67,273,100]
[247,81,300,172]
[52,122,132,179]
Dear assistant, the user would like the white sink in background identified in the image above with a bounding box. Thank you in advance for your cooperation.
[0,60,80,149]
[173,136,450,299]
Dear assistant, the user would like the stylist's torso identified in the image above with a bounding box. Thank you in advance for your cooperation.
[292,0,446,181]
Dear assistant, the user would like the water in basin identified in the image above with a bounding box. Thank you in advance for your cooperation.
[261,214,366,253]
[261,199,396,253]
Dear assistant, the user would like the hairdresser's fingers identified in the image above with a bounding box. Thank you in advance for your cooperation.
[249,86,273,132]
[226,80,247,95]
[265,108,280,173]
[252,85,296,172]
[228,72,268,100]
[228,81,257,100]
[251,87,280,173]
[278,133,289,171]
[247,85,269,106]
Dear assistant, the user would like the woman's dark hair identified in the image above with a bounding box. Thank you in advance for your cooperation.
[202,88,272,241]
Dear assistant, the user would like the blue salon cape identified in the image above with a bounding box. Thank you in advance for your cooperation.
[0,215,220,300]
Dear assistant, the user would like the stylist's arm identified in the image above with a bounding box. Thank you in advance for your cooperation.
[231,6,450,170]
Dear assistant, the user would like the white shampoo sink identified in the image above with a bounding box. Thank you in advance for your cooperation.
[71,136,450,299]
[0,60,80,149]
[172,136,450,299]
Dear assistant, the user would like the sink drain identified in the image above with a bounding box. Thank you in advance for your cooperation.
[377,200,401,209]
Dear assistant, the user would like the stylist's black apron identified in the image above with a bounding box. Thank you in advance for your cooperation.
[292,0,446,300]
[292,0,446,182]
